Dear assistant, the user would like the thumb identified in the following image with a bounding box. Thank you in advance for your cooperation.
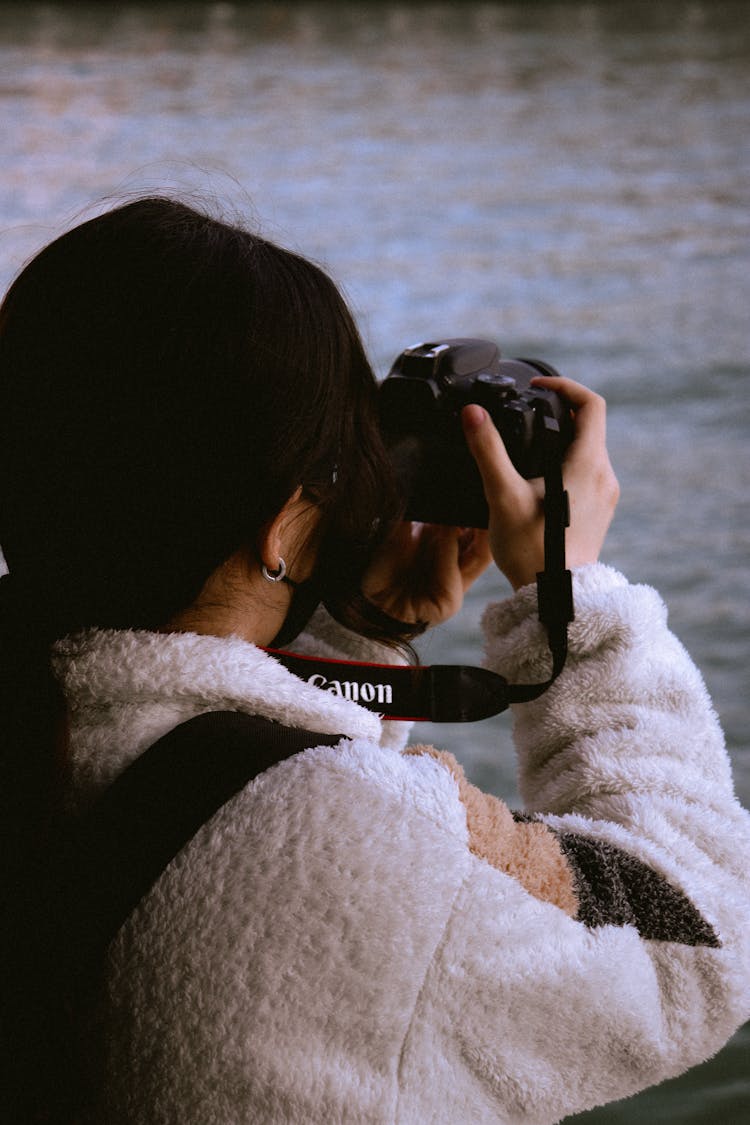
[461,404,519,498]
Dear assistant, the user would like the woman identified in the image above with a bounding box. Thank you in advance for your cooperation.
[1,198,748,1124]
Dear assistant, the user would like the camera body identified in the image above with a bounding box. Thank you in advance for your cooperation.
[379,338,573,528]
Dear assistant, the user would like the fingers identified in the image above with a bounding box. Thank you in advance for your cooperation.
[464,377,609,477]
[456,527,492,585]
[461,404,524,500]
[414,524,491,596]
[418,524,460,595]
[530,375,607,463]
[460,377,617,588]
[531,375,619,568]
[532,374,618,497]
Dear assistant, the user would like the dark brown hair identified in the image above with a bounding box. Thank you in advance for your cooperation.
[0,197,405,876]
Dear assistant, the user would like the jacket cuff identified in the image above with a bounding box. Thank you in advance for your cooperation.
[481,563,664,682]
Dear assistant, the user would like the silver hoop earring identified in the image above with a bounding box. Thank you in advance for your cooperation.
[261,558,287,583]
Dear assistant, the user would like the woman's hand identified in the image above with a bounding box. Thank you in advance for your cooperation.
[361,520,492,629]
[461,376,619,590]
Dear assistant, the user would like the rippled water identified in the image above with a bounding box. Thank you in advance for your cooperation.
[1,2,748,1120]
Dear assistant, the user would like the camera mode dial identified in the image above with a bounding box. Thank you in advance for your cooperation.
[472,372,518,415]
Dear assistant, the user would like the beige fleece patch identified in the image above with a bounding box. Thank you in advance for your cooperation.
[406,745,578,917]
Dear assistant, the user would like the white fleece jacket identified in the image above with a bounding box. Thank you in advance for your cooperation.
[50,564,750,1125]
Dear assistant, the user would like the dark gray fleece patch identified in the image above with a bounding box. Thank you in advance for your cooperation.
[513,815,720,948]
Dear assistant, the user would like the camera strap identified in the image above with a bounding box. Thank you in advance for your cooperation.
[510,412,574,702]
[265,417,574,723]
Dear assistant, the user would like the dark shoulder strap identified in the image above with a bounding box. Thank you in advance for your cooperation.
[8,712,342,986]
[64,710,342,970]
[2,711,341,1123]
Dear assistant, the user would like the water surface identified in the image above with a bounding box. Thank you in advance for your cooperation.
[1,3,748,1120]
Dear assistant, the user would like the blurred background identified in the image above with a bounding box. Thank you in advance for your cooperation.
[0,2,748,1119]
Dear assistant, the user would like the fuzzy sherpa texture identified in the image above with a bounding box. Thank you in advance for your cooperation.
[405,745,579,917]
[52,612,391,808]
[45,564,750,1125]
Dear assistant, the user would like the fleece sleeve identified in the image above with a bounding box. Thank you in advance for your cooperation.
[397,564,750,1123]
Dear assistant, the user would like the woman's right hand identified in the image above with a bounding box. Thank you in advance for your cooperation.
[461,376,619,590]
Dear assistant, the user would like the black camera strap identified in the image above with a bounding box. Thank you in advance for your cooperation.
[509,412,574,702]
[265,416,574,724]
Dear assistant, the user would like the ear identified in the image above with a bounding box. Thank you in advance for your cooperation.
[257,486,306,573]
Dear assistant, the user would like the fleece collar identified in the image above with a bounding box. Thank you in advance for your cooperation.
[51,628,384,803]
[52,627,384,741]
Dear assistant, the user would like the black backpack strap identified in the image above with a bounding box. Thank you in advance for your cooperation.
[61,710,343,976]
[2,711,342,1123]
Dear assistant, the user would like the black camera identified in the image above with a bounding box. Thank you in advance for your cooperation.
[379,338,573,528]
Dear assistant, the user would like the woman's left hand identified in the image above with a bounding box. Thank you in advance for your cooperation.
[361,521,492,629]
